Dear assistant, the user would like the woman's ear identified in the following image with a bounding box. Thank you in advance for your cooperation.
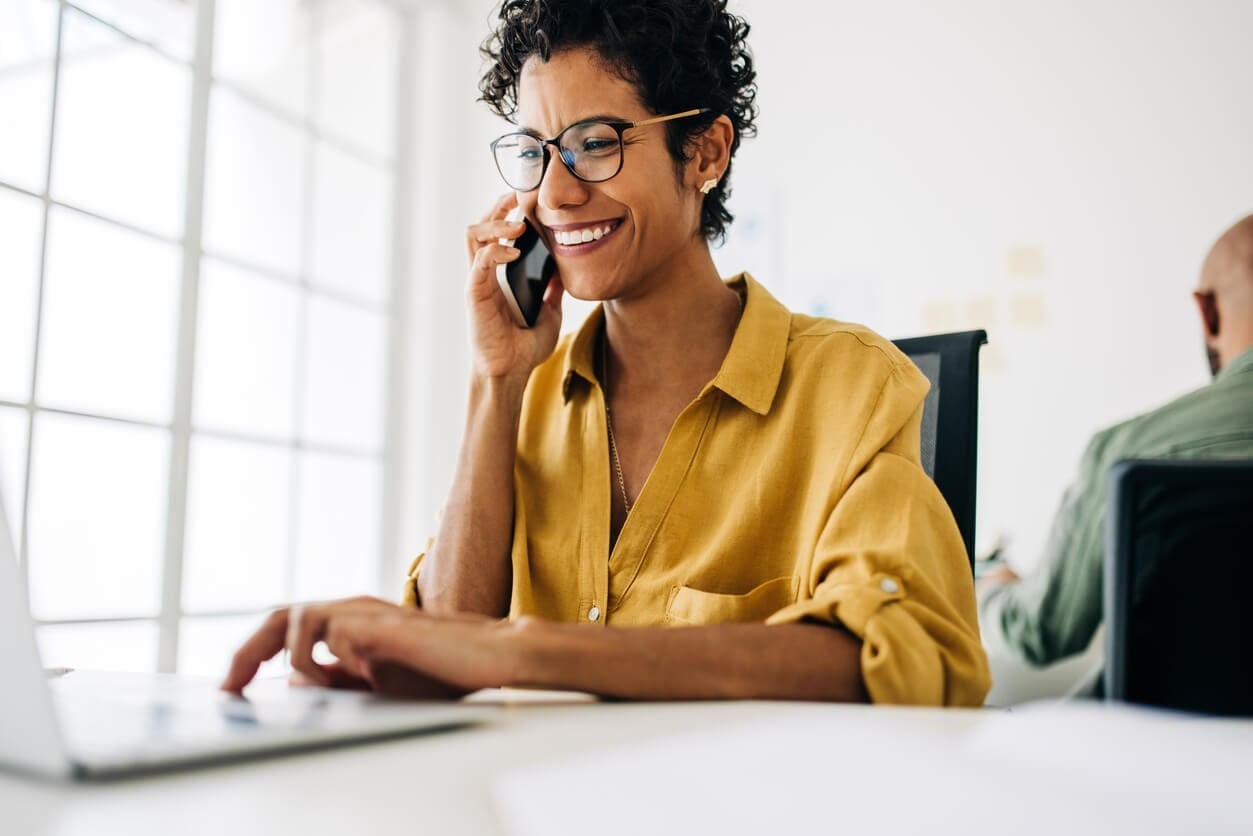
[690,114,734,189]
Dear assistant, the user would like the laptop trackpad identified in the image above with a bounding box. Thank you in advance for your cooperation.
[49,671,483,767]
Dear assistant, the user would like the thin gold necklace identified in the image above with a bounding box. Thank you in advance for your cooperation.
[600,328,631,516]
[600,289,742,517]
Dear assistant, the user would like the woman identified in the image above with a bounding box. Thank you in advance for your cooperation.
[224,0,989,706]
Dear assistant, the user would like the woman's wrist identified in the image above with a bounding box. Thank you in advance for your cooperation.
[469,369,531,407]
[500,616,563,689]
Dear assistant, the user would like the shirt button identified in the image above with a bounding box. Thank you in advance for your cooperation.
[880,578,900,594]
[588,606,601,622]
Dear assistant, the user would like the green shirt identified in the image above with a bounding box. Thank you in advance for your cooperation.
[982,348,1253,665]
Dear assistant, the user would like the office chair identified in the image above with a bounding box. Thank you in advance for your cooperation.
[1104,459,1253,716]
[891,330,987,573]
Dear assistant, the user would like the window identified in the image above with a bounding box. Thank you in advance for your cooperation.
[0,0,411,676]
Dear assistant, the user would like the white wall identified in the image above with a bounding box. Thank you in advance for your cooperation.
[406,1,1253,581]
[389,1,501,580]
[723,0,1253,569]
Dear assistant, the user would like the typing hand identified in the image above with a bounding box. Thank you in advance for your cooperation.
[220,596,520,699]
[287,662,464,700]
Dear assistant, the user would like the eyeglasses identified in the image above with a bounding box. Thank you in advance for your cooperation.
[489,108,711,192]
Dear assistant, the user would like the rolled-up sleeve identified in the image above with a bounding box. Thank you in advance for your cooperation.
[767,420,990,706]
[400,536,434,608]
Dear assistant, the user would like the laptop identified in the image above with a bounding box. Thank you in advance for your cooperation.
[0,487,494,780]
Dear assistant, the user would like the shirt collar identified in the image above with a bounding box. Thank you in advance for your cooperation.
[1217,346,1253,383]
[561,303,605,402]
[561,273,792,415]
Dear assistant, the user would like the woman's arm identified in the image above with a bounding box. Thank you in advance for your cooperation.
[510,618,868,702]
[222,600,868,703]
[416,193,565,616]
[417,374,526,616]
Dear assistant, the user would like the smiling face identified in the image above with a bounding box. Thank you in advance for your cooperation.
[513,47,706,303]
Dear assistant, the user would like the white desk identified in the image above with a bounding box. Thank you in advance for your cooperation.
[2,678,1250,836]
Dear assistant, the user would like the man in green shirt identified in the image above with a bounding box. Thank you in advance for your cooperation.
[980,214,1253,676]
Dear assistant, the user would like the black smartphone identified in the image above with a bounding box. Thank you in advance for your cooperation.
[496,215,556,328]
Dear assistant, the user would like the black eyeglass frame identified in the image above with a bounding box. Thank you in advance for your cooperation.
[489,107,712,192]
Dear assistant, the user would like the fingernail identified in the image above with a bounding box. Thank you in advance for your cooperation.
[506,246,520,255]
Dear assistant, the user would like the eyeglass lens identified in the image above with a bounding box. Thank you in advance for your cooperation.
[493,122,623,191]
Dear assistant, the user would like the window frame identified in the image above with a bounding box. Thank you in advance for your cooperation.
[0,0,416,673]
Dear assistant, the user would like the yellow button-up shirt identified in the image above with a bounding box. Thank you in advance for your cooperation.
[405,274,989,706]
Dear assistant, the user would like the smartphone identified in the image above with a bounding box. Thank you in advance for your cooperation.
[496,210,556,328]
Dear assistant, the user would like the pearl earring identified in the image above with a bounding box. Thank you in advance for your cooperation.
[699,178,718,194]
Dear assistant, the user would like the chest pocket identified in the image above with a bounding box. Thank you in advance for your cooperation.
[665,576,799,625]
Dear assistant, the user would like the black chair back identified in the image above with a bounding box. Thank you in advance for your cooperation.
[891,330,987,572]
[1105,459,1253,716]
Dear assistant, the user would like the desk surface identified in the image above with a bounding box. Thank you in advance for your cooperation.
[3,674,1251,836]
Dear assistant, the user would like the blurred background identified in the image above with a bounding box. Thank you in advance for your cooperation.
[1,0,1250,696]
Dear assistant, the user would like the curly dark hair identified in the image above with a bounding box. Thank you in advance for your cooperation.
[479,0,758,244]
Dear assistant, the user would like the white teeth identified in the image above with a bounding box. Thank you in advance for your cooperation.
[555,222,616,246]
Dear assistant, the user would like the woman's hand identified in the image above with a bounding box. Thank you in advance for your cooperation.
[220,596,526,699]
[465,192,564,381]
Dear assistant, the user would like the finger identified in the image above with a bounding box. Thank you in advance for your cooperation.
[288,670,319,688]
[286,605,330,687]
[542,272,564,309]
[291,664,371,691]
[343,614,508,694]
[473,241,521,271]
[322,616,461,699]
[469,243,521,301]
[333,612,510,697]
[470,195,522,260]
[542,271,563,301]
[471,238,521,284]
[532,274,564,332]
[466,218,526,263]
[303,596,404,675]
[221,608,290,693]
[467,219,528,246]
[325,614,433,679]
[323,614,383,674]
[324,615,411,692]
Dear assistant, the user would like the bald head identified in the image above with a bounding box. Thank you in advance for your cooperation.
[1195,214,1253,376]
